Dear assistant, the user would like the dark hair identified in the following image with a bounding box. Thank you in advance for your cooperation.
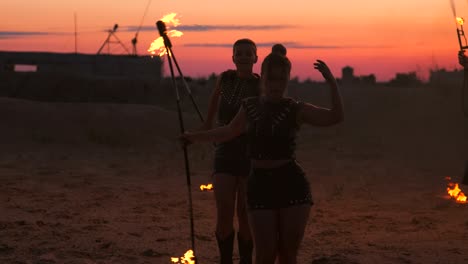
[262,44,291,77]
[233,38,257,54]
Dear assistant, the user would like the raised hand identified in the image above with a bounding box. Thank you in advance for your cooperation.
[314,60,334,80]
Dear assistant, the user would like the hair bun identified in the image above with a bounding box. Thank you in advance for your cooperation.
[271,44,287,56]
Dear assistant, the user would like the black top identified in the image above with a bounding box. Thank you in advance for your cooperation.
[243,97,302,160]
[215,70,260,159]
[217,70,260,126]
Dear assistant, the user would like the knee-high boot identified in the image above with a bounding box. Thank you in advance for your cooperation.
[237,232,253,264]
[216,232,235,264]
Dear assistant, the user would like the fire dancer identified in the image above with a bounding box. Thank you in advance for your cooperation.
[198,38,260,264]
[457,50,468,186]
[182,45,344,264]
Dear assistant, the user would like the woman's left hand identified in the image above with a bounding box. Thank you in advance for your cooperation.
[314,60,334,80]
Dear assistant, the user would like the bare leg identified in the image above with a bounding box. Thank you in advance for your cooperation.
[213,173,238,264]
[237,176,253,263]
[213,173,238,238]
[248,209,279,264]
[237,176,251,240]
[277,205,311,264]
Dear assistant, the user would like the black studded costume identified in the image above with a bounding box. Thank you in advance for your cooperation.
[242,97,313,209]
[214,70,260,176]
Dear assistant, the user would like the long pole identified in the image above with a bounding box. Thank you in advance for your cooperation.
[166,45,204,122]
[157,20,198,263]
[74,12,78,54]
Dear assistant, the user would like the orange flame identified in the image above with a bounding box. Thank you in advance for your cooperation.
[446,177,467,203]
[148,13,184,57]
[457,17,464,26]
[200,183,214,191]
[171,249,195,264]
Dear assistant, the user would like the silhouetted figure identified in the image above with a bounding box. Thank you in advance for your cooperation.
[272,43,287,56]
[182,45,344,264]
[199,38,260,264]
[457,50,468,186]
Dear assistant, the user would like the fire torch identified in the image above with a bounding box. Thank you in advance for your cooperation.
[456,17,468,51]
[456,17,468,185]
[454,17,468,186]
[156,20,198,263]
[449,0,468,186]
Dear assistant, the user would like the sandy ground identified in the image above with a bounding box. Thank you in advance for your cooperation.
[1,86,468,264]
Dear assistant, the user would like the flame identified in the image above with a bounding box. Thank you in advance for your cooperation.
[446,177,467,203]
[161,13,181,27]
[200,183,214,191]
[148,12,184,57]
[457,17,464,26]
[171,249,196,264]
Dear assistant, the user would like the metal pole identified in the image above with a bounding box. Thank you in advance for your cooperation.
[458,28,464,51]
[166,45,204,122]
[157,20,198,263]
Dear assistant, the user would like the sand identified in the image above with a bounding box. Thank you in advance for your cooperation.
[1,84,468,264]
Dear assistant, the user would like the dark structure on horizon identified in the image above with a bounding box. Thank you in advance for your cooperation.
[340,66,376,86]
[0,51,162,103]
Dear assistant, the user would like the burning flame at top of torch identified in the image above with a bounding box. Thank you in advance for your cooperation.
[171,249,195,264]
[148,13,184,57]
[446,177,467,203]
[457,17,464,26]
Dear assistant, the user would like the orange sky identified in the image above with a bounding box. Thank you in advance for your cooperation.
[1,0,466,81]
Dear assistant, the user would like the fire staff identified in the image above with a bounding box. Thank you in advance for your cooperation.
[457,50,468,186]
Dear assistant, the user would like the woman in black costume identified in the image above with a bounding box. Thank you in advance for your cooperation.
[184,44,343,264]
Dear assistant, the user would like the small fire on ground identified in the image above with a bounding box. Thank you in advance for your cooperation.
[171,249,196,264]
[446,177,467,203]
[200,183,214,192]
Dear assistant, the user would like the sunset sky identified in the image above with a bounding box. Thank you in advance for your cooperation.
[1,0,467,81]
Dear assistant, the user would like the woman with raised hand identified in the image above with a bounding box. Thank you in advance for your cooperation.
[184,44,343,264]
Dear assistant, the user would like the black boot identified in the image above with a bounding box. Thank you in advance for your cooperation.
[216,232,235,264]
[237,232,253,264]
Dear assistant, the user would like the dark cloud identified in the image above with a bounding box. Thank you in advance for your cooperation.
[122,24,296,32]
[183,42,353,49]
[0,31,62,39]
[183,42,393,49]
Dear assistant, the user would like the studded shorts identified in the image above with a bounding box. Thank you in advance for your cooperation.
[246,161,313,210]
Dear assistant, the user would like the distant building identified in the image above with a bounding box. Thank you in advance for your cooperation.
[428,68,464,96]
[0,51,162,79]
[387,72,422,87]
[359,74,376,85]
[340,66,376,86]
[0,51,163,103]
[341,66,354,84]
[429,68,463,87]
